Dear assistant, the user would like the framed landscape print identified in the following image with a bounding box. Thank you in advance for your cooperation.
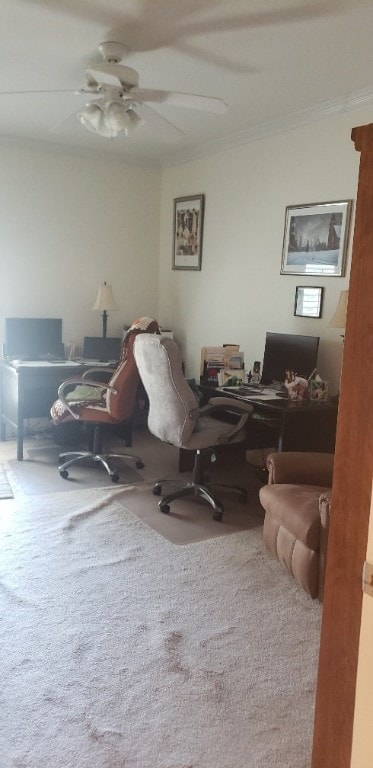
[172,194,204,270]
[281,200,352,276]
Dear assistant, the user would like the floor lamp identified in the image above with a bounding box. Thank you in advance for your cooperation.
[92,282,118,338]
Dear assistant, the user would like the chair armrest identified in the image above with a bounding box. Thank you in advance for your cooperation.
[206,396,254,414]
[82,367,113,380]
[266,451,334,486]
[57,378,118,420]
[199,396,254,441]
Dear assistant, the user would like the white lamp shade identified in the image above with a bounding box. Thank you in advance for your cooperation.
[105,101,129,132]
[78,102,116,138]
[79,102,103,130]
[329,290,349,328]
[92,282,118,312]
[78,97,143,138]
[124,108,145,135]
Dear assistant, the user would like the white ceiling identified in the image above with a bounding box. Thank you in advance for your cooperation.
[1,0,373,167]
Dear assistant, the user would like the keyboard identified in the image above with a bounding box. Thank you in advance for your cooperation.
[222,385,263,395]
[265,381,288,393]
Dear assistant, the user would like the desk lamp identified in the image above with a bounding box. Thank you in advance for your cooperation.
[92,282,118,337]
[329,289,348,339]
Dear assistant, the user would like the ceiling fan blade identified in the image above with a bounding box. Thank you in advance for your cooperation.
[134,103,185,141]
[86,64,139,90]
[49,111,82,134]
[0,89,79,96]
[129,88,228,114]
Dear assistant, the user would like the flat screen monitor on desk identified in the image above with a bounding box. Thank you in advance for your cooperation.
[83,336,122,362]
[4,317,64,360]
[261,332,319,385]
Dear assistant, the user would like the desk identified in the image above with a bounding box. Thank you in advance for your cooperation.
[0,361,86,460]
[199,384,338,454]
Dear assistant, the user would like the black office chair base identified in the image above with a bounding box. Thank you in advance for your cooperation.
[152,448,247,521]
[58,450,144,483]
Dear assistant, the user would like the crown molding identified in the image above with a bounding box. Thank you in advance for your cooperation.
[161,87,373,168]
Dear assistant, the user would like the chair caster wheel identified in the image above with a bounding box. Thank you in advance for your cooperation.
[111,472,119,483]
[213,511,223,522]
[136,460,144,469]
[159,502,170,514]
[59,470,69,479]
[153,485,162,496]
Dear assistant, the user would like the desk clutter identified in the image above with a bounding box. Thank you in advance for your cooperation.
[200,345,246,387]
[200,344,329,402]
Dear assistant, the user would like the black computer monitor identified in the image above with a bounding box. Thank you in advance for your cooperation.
[4,317,64,360]
[261,332,319,385]
[83,336,122,362]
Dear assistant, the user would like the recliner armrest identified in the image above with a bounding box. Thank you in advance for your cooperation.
[266,451,334,487]
[318,493,331,602]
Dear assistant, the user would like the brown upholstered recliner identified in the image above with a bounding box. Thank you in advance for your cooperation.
[259,452,334,599]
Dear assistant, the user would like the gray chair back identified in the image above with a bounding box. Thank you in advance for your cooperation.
[134,334,199,447]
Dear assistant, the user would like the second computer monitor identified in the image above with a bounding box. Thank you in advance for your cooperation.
[261,332,319,385]
[83,336,122,362]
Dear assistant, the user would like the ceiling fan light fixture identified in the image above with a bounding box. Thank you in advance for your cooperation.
[124,107,145,135]
[78,101,102,131]
[104,100,130,132]
[78,100,116,138]
[97,99,144,137]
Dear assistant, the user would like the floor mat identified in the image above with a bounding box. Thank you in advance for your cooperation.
[8,443,144,495]
[116,481,264,544]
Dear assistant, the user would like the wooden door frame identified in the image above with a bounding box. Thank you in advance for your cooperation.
[312,124,373,767]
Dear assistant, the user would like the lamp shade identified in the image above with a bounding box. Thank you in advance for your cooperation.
[78,101,116,138]
[329,290,349,328]
[78,96,144,139]
[92,282,118,312]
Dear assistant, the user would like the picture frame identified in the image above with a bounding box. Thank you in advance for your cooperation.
[281,200,352,276]
[172,194,204,270]
[294,286,324,318]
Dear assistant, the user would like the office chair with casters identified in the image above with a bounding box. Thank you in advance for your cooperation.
[50,317,160,482]
[133,334,254,521]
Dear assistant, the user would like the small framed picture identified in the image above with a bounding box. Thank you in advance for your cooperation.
[294,286,324,318]
[172,194,204,271]
[281,200,352,276]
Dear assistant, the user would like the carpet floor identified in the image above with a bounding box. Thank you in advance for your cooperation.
[0,484,321,768]
[0,463,13,499]
[3,428,265,544]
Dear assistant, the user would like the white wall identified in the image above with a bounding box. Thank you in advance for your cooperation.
[0,143,161,354]
[158,104,373,394]
[1,105,372,394]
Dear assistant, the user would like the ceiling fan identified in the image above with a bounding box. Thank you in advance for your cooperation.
[75,41,228,139]
[0,41,228,140]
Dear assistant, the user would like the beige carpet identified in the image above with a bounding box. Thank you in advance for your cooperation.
[5,428,265,543]
[0,485,321,768]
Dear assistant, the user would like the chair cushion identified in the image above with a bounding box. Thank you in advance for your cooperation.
[259,483,330,550]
